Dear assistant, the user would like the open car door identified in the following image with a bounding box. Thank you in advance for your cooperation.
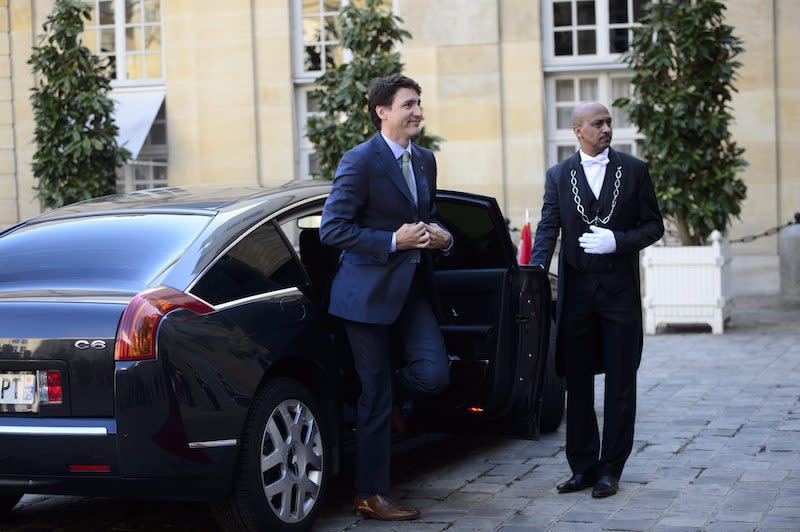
[429,191,557,437]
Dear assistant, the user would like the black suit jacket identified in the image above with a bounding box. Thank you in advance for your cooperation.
[531,148,664,374]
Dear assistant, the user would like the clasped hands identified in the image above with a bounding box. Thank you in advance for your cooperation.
[579,225,617,254]
[396,222,452,251]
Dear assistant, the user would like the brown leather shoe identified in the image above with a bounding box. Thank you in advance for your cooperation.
[354,494,420,521]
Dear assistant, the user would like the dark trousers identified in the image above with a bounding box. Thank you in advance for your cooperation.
[560,270,640,479]
[343,277,450,497]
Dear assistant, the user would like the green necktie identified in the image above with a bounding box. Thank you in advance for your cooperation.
[401,151,414,195]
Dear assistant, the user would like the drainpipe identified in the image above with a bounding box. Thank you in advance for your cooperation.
[772,0,782,233]
[6,3,21,222]
[250,0,265,186]
[496,0,508,214]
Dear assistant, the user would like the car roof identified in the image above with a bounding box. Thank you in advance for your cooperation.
[25,180,332,223]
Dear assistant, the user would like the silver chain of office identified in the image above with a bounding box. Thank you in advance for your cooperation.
[570,165,622,226]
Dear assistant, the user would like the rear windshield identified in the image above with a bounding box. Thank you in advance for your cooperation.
[0,214,211,292]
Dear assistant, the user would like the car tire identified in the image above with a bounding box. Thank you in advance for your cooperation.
[213,378,328,532]
[0,492,22,516]
[539,320,565,433]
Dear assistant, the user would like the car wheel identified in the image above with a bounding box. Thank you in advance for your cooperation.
[213,378,328,532]
[539,319,565,433]
[0,493,22,516]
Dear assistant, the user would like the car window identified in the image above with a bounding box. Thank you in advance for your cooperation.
[433,199,510,270]
[191,221,306,305]
[0,214,211,293]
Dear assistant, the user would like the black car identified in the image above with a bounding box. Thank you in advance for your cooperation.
[0,181,562,531]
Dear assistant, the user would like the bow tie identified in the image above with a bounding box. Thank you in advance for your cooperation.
[581,153,609,167]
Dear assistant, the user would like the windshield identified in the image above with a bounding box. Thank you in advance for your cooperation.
[0,214,211,293]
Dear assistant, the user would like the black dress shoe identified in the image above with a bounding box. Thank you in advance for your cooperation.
[557,473,595,493]
[591,475,619,498]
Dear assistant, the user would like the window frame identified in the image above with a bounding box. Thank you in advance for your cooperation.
[542,0,645,71]
[189,219,310,307]
[291,0,346,84]
[116,160,168,192]
[544,72,643,167]
[115,100,169,193]
[83,0,166,86]
[432,194,516,271]
[290,0,395,179]
[295,85,322,180]
[186,196,328,306]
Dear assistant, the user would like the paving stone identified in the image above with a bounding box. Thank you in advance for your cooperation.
[7,295,800,532]
[601,518,658,530]
[701,523,755,532]
[656,513,709,528]
[712,509,764,522]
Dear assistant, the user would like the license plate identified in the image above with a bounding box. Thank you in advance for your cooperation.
[0,372,36,405]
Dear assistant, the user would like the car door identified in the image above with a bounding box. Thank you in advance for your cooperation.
[431,191,552,428]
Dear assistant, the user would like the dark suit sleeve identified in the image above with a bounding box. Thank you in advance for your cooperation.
[319,149,393,262]
[531,167,561,270]
[612,163,664,254]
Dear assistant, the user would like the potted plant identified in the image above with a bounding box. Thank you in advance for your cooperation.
[615,0,747,334]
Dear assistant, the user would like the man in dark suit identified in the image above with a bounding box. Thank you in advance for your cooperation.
[531,102,663,498]
[320,74,452,521]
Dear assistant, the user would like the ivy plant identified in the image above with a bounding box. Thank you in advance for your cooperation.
[29,0,130,210]
[306,0,442,179]
[615,0,747,245]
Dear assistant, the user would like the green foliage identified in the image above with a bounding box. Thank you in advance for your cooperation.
[615,0,747,245]
[306,0,442,179]
[29,0,130,210]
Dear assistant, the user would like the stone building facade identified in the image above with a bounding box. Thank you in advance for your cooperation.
[0,0,797,257]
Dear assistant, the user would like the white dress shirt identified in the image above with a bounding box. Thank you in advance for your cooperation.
[579,147,610,200]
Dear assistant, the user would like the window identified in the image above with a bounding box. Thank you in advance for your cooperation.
[296,0,344,78]
[433,200,512,271]
[545,73,641,166]
[292,0,393,179]
[543,0,644,166]
[117,102,168,192]
[82,0,164,83]
[0,214,210,293]
[191,222,307,306]
[296,86,323,179]
[544,0,645,67]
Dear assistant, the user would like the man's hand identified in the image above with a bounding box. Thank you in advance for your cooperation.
[396,222,430,250]
[424,223,452,250]
[579,225,616,254]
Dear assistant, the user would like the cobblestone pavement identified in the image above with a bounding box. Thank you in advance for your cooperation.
[3,295,799,531]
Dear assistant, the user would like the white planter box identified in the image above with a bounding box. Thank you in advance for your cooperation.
[641,230,732,334]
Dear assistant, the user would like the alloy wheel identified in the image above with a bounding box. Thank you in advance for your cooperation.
[260,398,324,523]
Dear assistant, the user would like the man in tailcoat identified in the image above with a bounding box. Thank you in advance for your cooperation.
[531,102,664,498]
[320,74,452,520]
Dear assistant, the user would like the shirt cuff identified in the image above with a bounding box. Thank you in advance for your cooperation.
[391,232,397,253]
[442,233,454,255]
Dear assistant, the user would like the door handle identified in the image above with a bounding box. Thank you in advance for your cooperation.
[279,297,307,321]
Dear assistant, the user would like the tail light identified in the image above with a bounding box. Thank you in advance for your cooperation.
[114,285,214,361]
[38,370,63,404]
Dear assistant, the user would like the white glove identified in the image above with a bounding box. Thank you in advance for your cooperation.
[579,225,617,255]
